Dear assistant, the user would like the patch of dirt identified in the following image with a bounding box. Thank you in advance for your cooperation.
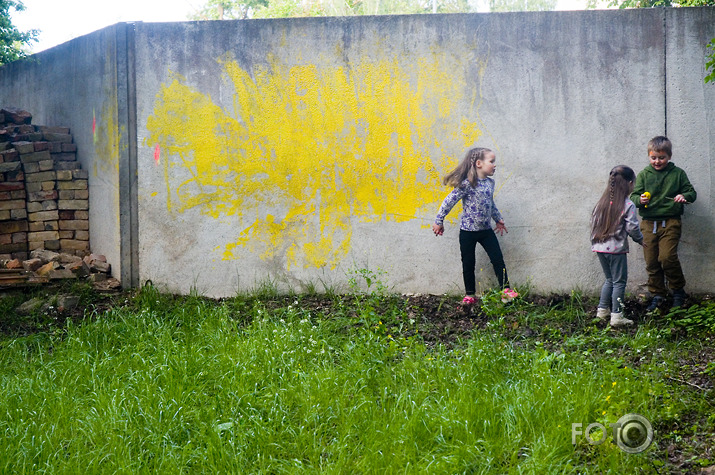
[0,286,123,336]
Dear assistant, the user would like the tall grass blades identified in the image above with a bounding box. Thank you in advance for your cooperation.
[0,288,710,472]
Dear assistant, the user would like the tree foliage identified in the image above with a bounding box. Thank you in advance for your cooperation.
[192,0,481,19]
[189,0,270,20]
[489,0,557,12]
[191,0,564,19]
[706,38,715,83]
[0,0,37,65]
[607,0,713,8]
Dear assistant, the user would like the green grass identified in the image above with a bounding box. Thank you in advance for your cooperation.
[0,283,712,473]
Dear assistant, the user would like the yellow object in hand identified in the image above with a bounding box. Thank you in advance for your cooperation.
[643,191,651,208]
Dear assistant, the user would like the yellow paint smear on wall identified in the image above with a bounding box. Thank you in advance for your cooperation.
[94,53,125,229]
[94,53,124,178]
[94,98,122,176]
[146,51,484,269]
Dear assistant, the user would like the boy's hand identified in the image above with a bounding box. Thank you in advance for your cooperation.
[673,194,688,204]
[640,192,651,206]
[494,220,508,236]
[432,223,444,236]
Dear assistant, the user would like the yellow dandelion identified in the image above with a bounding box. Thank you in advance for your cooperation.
[612,382,617,387]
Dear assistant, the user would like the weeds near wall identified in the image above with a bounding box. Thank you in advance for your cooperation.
[666,301,715,334]
[706,38,715,84]
[479,286,528,318]
[346,267,388,325]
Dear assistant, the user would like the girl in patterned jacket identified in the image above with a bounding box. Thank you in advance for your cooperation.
[432,147,510,306]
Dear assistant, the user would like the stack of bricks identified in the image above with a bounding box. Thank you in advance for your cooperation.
[56,142,90,255]
[0,130,27,260]
[0,107,90,261]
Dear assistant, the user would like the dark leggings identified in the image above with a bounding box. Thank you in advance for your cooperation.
[459,229,509,295]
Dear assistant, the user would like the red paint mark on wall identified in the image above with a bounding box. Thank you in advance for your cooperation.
[92,110,97,144]
[154,143,161,164]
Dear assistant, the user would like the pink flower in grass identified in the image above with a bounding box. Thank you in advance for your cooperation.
[501,288,519,303]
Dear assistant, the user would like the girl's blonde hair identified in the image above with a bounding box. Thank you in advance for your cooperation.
[443,147,492,188]
[591,165,636,242]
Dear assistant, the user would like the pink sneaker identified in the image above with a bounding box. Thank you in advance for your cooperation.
[462,295,477,306]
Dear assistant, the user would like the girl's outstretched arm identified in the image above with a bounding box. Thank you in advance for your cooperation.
[494,220,507,236]
[435,186,467,226]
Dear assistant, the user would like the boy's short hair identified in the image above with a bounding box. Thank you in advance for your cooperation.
[648,136,672,157]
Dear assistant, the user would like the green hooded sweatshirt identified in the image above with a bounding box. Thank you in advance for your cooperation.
[630,162,697,220]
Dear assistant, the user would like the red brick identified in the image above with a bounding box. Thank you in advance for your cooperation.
[11,141,34,154]
[0,243,27,253]
[57,180,87,190]
[19,150,51,163]
[58,199,88,210]
[52,153,76,161]
[6,170,24,181]
[0,149,19,161]
[27,190,58,202]
[0,182,24,192]
[0,199,26,210]
[1,107,32,125]
[0,221,28,233]
[39,126,70,134]
[25,170,56,182]
[42,133,72,143]
[60,239,90,251]
[12,232,27,243]
[28,210,59,222]
[58,219,89,231]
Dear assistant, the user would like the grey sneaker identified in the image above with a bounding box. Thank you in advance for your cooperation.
[672,289,687,308]
[610,312,634,327]
[646,295,664,313]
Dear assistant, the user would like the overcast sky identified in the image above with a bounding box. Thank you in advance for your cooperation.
[12,0,202,53]
[12,0,588,54]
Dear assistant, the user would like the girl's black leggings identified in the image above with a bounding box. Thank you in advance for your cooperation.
[459,228,509,295]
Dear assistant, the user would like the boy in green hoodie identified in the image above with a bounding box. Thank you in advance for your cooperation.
[631,136,697,311]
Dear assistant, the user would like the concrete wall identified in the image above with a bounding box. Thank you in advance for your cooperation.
[0,24,136,286]
[665,8,715,295]
[2,8,713,297]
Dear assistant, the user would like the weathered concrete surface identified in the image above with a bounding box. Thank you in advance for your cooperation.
[0,24,135,286]
[664,7,715,297]
[1,9,713,297]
